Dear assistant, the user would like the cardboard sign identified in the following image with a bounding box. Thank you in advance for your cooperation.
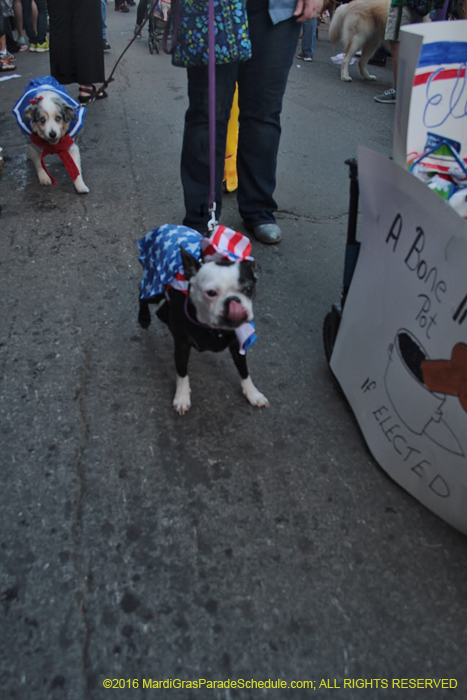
[394,21,467,181]
[330,147,467,534]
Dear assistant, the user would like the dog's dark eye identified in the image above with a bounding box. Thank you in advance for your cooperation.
[55,116,62,122]
[40,117,46,124]
[206,290,218,298]
[244,285,254,296]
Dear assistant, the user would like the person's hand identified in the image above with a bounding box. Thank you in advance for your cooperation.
[293,0,324,21]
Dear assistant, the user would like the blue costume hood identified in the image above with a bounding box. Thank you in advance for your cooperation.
[12,77,86,138]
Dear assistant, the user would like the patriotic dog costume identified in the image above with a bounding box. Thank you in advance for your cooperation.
[13,77,89,193]
[137,224,268,414]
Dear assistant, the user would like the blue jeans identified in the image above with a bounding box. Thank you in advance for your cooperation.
[22,0,48,44]
[101,0,107,38]
[180,0,300,231]
[300,18,317,58]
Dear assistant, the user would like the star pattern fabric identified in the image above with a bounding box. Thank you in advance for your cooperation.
[137,224,202,300]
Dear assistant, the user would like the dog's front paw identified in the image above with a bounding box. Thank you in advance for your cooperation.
[38,170,53,186]
[362,73,377,81]
[74,178,90,194]
[341,75,352,82]
[241,376,270,408]
[173,375,191,415]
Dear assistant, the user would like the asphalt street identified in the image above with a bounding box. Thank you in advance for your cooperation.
[1,8,466,700]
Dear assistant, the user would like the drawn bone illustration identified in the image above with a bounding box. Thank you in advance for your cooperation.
[384,329,465,457]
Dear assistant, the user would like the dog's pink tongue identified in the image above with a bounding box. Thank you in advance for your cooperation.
[227,299,247,323]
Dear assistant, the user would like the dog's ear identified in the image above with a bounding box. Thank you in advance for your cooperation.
[62,105,77,124]
[180,245,201,280]
[23,105,39,124]
[240,258,259,281]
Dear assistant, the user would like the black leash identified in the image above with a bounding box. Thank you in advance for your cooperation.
[96,0,164,98]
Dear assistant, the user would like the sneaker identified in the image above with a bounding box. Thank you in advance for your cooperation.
[297,52,313,62]
[103,39,111,51]
[18,38,28,52]
[116,2,129,11]
[374,87,396,104]
[29,43,37,52]
[35,38,50,52]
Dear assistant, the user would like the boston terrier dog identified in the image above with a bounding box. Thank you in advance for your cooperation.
[137,225,269,415]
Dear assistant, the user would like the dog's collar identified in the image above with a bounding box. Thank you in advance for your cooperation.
[29,133,80,184]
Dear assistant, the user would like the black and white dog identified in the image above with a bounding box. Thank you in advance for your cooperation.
[138,225,269,414]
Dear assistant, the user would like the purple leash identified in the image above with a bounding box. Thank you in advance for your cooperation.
[207,0,218,232]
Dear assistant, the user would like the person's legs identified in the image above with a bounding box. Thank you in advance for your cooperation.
[21,0,38,44]
[13,0,26,39]
[299,17,317,59]
[236,0,300,228]
[136,0,146,27]
[101,0,107,38]
[181,62,238,231]
[34,0,47,44]
[309,17,317,57]
[48,0,104,86]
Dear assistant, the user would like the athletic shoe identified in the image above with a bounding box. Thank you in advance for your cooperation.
[374,87,396,104]
[29,43,37,51]
[103,39,111,51]
[35,39,50,52]
[297,52,313,62]
[116,2,129,11]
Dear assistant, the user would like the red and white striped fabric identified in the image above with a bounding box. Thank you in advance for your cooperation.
[201,225,253,262]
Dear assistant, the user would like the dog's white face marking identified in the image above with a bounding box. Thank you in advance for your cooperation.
[24,91,75,145]
[188,260,256,329]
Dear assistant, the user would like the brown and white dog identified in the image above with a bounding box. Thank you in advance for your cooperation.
[23,91,89,193]
[329,0,390,82]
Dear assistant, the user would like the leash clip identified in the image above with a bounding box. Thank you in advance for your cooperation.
[207,203,217,233]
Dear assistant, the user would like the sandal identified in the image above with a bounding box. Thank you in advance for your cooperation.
[0,51,16,62]
[78,85,108,104]
[0,59,15,71]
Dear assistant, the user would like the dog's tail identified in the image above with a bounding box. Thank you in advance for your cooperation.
[328,4,346,46]
[138,297,152,329]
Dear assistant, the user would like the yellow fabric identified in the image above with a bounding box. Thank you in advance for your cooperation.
[223,85,239,192]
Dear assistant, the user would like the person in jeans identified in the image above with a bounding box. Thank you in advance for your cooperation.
[297,16,317,61]
[22,0,48,51]
[180,0,323,245]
